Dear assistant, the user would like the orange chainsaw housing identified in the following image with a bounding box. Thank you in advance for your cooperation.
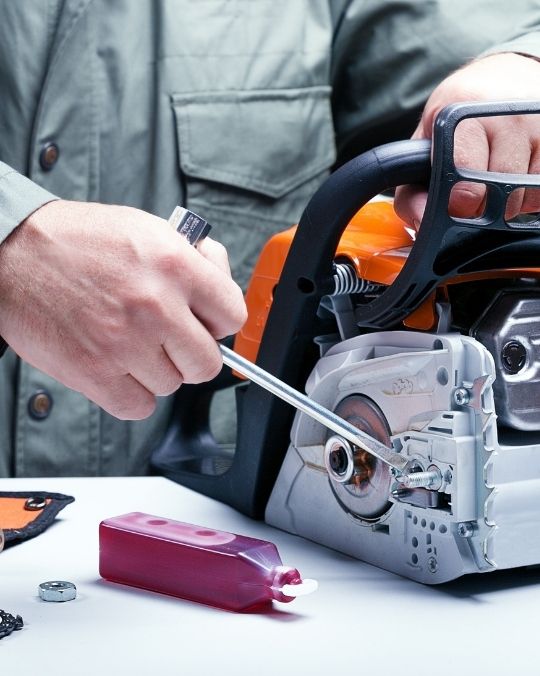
[234,200,539,367]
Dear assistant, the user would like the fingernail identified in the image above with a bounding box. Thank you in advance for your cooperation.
[412,218,421,231]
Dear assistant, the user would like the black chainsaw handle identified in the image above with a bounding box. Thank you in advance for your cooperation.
[153,137,432,518]
[353,100,540,328]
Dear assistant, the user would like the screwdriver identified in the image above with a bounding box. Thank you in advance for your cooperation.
[169,207,408,475]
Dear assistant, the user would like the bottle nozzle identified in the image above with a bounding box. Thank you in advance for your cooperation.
[279,579,318,597]
[270,565,318,603]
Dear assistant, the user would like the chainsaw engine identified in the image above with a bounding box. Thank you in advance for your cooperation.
[266,296,540,583]
[237,104,540,583]
[156,102,540,585]
[233,198,540,582]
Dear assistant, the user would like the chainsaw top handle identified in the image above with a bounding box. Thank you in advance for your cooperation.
[155,101,540,519]
[294,100,540,329]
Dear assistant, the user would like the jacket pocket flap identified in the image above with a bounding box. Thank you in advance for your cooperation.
[172,86,335,199]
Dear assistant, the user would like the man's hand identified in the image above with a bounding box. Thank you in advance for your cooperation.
[0,200,247,419]
[395,53,540,227]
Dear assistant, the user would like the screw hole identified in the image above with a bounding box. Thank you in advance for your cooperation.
[297,277,315,294]
[437,367,449,386]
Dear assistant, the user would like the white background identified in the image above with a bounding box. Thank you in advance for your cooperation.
[0,476,537,676]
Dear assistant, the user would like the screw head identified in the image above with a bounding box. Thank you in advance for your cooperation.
[457,522,475,538]
[428,557,438,574]
[453,387,470,406]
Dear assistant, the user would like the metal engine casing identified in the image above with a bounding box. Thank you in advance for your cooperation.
[265,331,540,584]
[472,291,540,430]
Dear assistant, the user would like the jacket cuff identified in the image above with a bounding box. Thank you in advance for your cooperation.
[0,163,59,356]
[0,162,59,245]
[480,33,540,62]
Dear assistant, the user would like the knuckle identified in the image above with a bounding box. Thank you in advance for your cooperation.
[211,240,228,259]
[126,288,163,320]
[153,372,184,396]
[185,354,222,384]
[155,249,182,277]
[96,320,127,350]
[218,289,248,337]
[112,396,156,421]
[77,351,116,384]
[234,300,249,330]
[449,183,486,217]
[85,374,157,421]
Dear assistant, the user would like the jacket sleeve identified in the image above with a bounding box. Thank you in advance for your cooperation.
[0,161,58,244]
[482,31,540,61]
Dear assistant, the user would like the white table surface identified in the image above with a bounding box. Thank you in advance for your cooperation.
[0,476,538,676]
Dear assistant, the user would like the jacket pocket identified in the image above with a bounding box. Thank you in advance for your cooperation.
[171,86,336,287]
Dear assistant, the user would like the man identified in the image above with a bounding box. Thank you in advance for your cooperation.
[0,1,539,476]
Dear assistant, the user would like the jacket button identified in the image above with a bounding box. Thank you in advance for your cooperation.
[39,142,59,171]
[28,390,53,420]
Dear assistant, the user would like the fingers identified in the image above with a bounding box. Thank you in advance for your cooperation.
[524,148,540,213]
[83,313,223,420]
[163,309,224,384]
[449,118,489,218]
[177,240,247,339]
[394,184,427,231]
[483,117,530,217]
[449,117,540,219]
[396,115,540,228]
[197,236,231,276]
[128,345,184,396]
[3,199,248,423]
[77,232,243,416]
[399,52,540,228]
[396,114,491,227]
[85,373,157,420]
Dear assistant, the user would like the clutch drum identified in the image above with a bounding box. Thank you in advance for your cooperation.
[326,395,392,521]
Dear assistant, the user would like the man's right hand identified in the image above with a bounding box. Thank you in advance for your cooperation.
[0,200,247,420]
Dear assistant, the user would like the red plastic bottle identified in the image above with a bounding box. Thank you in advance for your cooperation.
[99,513,317,612]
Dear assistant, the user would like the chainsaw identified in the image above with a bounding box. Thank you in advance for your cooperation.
[152,101,540,584]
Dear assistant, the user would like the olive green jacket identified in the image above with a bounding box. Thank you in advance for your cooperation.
[0,0,539,476]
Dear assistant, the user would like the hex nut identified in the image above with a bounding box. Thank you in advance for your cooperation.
[39,581,77,602]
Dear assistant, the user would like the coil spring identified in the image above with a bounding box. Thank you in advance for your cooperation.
[332,263,383,296]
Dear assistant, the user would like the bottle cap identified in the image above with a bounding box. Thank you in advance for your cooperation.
[279,579,318,597]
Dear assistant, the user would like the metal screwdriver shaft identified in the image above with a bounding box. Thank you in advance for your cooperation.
[219,344,408,473]
[169,205,408,476]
